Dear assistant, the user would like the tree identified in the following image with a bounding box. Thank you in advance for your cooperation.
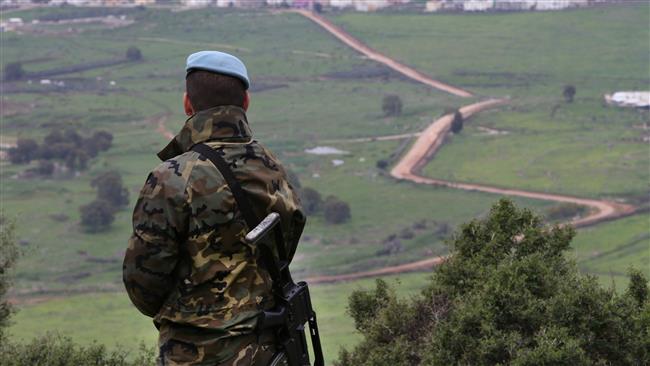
[8,138,39,164]
[3,62,24,81]
[35,160,55,176]
[376,159,389,170]
[0,217,18,342]
[563,85,576,103]
[92,130,113,152]
[299,187,322,215]
[336,199,649,366]
[79,200,115,232]
[91,171,129,210]
[323,196,351,224]
[43,130,65,146]
[450,110,463,134]
[382,95,402,117]
[126,46,143,61]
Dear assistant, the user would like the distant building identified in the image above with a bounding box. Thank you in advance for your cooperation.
[605,92,650,108]
[426,0,593,12]
[463,0,492,11]
[182,0,211,7]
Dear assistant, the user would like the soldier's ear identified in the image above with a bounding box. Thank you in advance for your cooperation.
[183,92,194,116]
[243,91,250,112]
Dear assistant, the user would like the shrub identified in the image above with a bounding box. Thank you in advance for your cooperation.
[336,199,649,366]
[3,62,24,81]
[450,110,463,134]
[8,138,39,164]
[91,171,129,210]
[79,200,115,232]
[323,196,351,224]
[0,218,18,341]
[299,187,322,215]
[563,85,576,103]
[0,333,156,366]
[376,159,389,170]
[126,46,143,61]
[35,160,55,176]
[382,95,403,117]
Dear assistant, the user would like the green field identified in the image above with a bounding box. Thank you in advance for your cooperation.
[328,5,649,199]
[1,4,649,363]
[8,272,432,365]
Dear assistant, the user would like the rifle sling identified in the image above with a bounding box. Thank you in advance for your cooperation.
[190,143,287,284]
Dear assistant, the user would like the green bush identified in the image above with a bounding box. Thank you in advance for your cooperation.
[0,334,156,366]
[336,199,649,366]
[0,218,156,365]
[0,218,18,341]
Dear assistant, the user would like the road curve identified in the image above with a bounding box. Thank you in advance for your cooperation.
[390,100,636,228]
[290,10,637,284]
[291,9,474,98]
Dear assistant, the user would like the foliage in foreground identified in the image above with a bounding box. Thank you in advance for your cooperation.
[336,200,650,366]
[0,334,155,366]
[0,217,155,365]
[0,218,19,341]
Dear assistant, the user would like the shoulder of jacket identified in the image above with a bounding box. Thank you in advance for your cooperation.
[151,151,201,191]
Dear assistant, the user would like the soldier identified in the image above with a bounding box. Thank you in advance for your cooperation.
[123,51,305,366]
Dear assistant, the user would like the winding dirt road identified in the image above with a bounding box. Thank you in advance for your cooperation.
[146,11,635,285]
[294,10,636,284]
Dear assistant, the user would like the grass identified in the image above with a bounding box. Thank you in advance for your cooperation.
[1,4,648,359]
[571,213,650,287]
[326,4,650,199]
[421,99,649,198]
[2,6,476,290]
[7,272,433,365]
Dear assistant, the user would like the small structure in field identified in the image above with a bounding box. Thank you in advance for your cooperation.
[604,92,650,109]
[305,146,349,155]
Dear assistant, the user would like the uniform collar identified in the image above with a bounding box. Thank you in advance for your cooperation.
[157,105,253,161]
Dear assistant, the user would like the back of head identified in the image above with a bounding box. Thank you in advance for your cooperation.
[186,70,246,112]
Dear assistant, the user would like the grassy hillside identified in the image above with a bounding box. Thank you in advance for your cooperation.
[1,5,648,362]
[1,7,556,293]
[328,4,649,199]
[8,272,432,365]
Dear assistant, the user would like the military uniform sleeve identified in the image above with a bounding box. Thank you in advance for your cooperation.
[123,160,190,317]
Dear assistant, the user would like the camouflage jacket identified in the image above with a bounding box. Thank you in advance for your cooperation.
[123,105,305,336]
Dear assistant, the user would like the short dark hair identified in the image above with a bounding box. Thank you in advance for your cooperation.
[186,70,246,111]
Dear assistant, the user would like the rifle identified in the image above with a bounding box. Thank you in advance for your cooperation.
[190,143,324,366]
[246,212,325,366]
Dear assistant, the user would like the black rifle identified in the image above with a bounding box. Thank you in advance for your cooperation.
[191,143,325,366]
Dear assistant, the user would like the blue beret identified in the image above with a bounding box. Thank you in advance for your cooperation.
[186,51,250,90]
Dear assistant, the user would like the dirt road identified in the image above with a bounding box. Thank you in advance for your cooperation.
[291,9,473,98]
[291,10,637,284]
[389,100,636,228]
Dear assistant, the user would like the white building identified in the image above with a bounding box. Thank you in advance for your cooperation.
[353,0,390,12]
[330,0,354,8]
[426,0,591,12]
[605,92,650,108]
[183,0,211,7]
[463,0,492,11]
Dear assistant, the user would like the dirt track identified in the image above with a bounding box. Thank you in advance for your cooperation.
[292,9,473,98]
[293,10,637,284]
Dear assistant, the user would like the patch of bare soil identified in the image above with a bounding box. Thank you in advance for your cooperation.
[0,99,33,117]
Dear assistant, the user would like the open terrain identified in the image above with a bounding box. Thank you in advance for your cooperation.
[1,4,648,363]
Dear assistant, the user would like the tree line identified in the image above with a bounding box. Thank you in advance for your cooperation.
[8,129,113,174]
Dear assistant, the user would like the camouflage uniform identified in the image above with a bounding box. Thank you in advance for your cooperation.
[123,105,304,365]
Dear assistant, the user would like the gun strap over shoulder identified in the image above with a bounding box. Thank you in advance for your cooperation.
[190,143,287,280]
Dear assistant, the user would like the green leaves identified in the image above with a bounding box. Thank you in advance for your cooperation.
[336,200,649,366]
